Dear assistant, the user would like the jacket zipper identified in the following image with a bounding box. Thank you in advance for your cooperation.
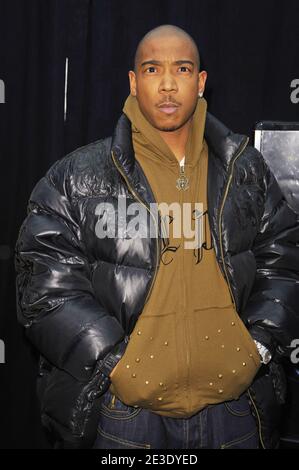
[217,136,249,310]
[217,136,265,449]
[111,150,160,306]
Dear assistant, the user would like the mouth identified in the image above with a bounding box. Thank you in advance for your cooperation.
[157,104,180,115]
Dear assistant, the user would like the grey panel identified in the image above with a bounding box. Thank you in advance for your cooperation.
[254,127,299,215]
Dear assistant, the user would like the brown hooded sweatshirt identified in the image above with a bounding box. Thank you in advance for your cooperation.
[109,94,260,417]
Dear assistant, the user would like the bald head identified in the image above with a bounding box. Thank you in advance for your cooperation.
[133,24,200,73]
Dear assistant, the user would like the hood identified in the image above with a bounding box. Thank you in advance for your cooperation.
[122,94,207,169]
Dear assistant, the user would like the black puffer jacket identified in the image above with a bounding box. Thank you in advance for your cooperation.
[15,111,299,449]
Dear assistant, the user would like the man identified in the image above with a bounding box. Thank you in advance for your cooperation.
[15,25,299,449]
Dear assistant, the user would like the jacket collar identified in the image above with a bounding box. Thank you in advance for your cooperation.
[110,111,248,180]
[204,112,248,168]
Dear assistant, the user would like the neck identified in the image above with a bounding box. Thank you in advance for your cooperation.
[157,118,192,162]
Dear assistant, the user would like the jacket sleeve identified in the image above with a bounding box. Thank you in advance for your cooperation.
[241,160,299,360]
[15,158,126,382]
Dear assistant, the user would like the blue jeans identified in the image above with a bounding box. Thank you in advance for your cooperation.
[92,389,259,449]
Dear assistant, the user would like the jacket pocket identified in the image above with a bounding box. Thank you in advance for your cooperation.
[38,360,107,448]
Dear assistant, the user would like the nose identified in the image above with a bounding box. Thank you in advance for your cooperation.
[158,71,178,94]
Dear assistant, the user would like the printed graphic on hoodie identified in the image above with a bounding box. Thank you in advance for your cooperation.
[161,208,213,265]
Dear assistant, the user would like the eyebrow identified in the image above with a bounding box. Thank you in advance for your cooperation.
[140,59,195,68]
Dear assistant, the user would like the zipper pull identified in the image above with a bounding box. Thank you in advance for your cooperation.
[176,162,189,191]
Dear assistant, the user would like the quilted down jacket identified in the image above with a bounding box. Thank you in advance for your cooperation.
[15,111,299,448]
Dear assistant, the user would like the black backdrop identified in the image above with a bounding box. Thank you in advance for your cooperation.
[0,0,298,449]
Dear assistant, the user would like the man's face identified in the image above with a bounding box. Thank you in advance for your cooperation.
[128,35,207,132]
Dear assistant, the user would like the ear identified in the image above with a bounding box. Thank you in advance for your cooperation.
[128,70,137,96]
[197,70,208,95]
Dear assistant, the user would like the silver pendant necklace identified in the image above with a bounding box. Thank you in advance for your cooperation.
[176,160,189,191]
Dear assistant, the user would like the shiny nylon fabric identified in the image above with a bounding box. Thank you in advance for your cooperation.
[15,110,299,447]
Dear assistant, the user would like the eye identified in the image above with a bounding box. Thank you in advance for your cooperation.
[179,66,191,72]
[145,66,157,73]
